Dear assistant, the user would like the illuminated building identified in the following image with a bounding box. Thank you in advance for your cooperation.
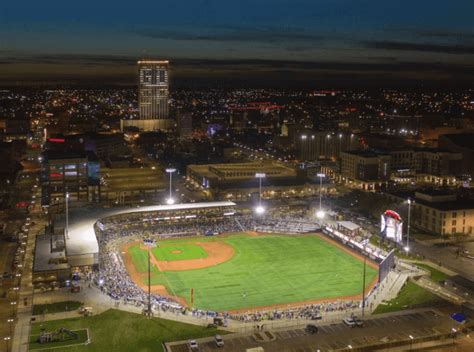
[138,60,169,120]
[121,60,174,131]
[338,150,391,190]
[385,190,474,235]
[40,150,100,206]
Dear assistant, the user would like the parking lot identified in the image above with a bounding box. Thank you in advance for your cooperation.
[166,309,460,351]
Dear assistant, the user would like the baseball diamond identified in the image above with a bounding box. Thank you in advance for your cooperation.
[122,232,378,312]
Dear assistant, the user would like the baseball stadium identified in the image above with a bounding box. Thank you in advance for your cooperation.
[60,202,392,316]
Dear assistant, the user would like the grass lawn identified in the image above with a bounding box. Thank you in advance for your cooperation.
[131,233,378,311]
[29,329,89,350]
[29,309,224,352]
[415,263,450,282]
[33,301,83,316]
[152,243,208,261]
[373,281,444,314]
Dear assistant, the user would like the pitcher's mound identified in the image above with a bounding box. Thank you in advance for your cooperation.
[171,250,182,254]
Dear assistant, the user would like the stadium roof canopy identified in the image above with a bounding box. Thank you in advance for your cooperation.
[55,201,236,266]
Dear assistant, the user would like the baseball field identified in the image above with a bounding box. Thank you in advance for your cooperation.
[122,232,378,312]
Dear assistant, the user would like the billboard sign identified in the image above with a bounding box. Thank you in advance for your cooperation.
[381,210,403,243]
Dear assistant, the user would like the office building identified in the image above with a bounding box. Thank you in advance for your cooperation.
[439,133,474,176]
[40,150,100,206]
[385,190,474,236]
[338,150,391,190]
[138,60,169,120]
[390,149,462,176]
[121,59,174,132]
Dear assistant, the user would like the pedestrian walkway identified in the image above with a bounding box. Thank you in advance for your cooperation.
[11,217,45,352]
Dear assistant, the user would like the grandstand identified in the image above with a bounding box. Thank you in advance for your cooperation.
[40,202,237,269]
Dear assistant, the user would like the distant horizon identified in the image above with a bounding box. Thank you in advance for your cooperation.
[1,56,473,89]
[1,1,473,87]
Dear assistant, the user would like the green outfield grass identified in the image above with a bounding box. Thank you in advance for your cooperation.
[152,243,208,261]
[127,233,378,311]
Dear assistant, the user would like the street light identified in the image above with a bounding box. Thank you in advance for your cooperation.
[10,302,16,316]
[165,168,176,205]
[316,173,326,219]
[409,335,414,350]
[4,337,11,352]
[254,173,266,215]
[451,328,457,345]
[7,319,13,336]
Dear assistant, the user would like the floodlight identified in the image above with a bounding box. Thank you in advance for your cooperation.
[316,210,326,219]
[255,205,266,215]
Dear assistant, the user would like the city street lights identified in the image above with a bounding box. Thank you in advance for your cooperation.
[409,335,414,350]
[10,301,16,316]
[7,319,13,336]
[165,168,176,205]
[4,337,10,352]
[316,173,325,219]
[254,173,266,215]
[405,198,413,253]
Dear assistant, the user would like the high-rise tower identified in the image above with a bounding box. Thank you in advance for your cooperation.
[138,60,169,120]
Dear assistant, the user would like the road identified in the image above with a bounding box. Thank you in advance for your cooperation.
[410,241,474,282]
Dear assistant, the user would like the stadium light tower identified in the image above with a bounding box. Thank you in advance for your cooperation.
[316,173,326,219]
[165,168,176,205]
[143,238,157,318]
[65,191,69,239]
[405,198,413,253]
[254,173,266,215]
[361,238,369,316]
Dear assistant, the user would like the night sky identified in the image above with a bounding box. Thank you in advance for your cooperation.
[1,0,473,86]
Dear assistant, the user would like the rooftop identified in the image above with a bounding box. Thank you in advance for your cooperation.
[52,201,237,264]
[342,150,389,158]
[387,190,474,211]
[440,133,474,150]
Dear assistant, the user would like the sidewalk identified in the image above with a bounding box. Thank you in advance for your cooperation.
[11,218,45,352]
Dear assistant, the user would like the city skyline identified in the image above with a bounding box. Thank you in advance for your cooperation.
[1,0,474,86]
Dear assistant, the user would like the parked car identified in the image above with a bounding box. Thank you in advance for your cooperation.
[187,340,199,351]
[214,335,224,347]
[343,315,364,328]
[306,324,319,334]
